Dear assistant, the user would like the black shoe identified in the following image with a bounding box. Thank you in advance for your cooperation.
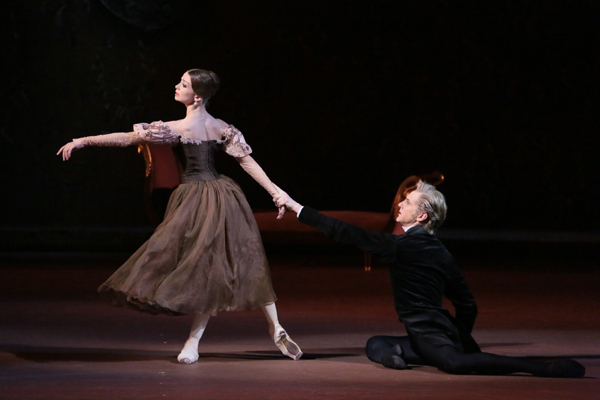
[544,359,585,378]
[382,355,408,370]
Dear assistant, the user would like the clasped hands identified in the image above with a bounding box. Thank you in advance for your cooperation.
[273,190,302,219]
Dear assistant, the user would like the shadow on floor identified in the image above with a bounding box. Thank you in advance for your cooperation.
[2,344,363,363]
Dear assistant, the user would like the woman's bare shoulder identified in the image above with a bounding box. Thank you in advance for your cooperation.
[209,118,230,131]
[204,118,230,140]
[164,119,183,132]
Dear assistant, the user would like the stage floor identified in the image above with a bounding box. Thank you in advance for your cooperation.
[0,246,598,400]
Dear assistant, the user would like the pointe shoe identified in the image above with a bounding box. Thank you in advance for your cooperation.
[177,338,199,364]
[270,324,303,360]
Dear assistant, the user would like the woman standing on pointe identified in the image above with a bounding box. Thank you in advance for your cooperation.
[57,69,302,364]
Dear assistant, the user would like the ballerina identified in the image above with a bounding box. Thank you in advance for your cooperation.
[58,69,302,363]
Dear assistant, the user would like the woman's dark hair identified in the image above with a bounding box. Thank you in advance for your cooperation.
[187,69,220,104]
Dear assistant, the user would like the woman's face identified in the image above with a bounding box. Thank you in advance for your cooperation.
[174,72,197,105]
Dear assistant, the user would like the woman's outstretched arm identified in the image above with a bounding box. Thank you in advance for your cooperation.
[57,121,181,161]
[235,155,288,219]
[57,131,141,161]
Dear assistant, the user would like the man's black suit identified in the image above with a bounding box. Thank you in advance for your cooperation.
[298,206,584,377]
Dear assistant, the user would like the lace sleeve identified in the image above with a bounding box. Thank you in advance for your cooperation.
[222,125,253,158]
[133,121,181,145]
[71,121,181,149]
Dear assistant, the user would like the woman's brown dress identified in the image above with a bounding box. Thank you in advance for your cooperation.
[98,121,277,316]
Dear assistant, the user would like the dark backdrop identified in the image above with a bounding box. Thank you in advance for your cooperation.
[1,0,599,249]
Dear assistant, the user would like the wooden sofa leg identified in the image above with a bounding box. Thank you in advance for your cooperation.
[364,251,372,272]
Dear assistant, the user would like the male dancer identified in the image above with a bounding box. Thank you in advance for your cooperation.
[276,182,585,377]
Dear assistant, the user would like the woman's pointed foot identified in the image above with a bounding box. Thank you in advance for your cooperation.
[177,337,200,364]
[271,324,302,360]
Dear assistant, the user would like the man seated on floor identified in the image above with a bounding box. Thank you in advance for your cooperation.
[275,182,585,378]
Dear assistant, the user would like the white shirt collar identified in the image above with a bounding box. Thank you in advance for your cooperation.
[402,225,416,233]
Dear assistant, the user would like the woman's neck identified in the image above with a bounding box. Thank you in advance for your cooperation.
[185,102,208,118]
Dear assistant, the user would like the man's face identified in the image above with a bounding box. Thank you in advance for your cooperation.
[395,190,426,227]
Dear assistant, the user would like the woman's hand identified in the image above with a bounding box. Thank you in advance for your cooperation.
[57,141,82,161]
[273,190,289,219]
[276,205,286,220]
[274,190,303,215]
[273,190,289,208]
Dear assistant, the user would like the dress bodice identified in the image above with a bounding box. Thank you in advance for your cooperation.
[174,141,221,183]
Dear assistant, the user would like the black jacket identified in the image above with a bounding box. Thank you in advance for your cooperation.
[299,206,479,352]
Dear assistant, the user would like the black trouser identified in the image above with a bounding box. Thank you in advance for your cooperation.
[366,335,548,376]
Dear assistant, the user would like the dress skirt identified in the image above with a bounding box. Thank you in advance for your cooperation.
[98,175,277,316]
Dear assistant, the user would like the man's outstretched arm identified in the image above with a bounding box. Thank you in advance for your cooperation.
[276,193,396,263]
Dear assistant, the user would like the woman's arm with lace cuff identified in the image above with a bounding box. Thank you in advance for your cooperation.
[57,121,180,161]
